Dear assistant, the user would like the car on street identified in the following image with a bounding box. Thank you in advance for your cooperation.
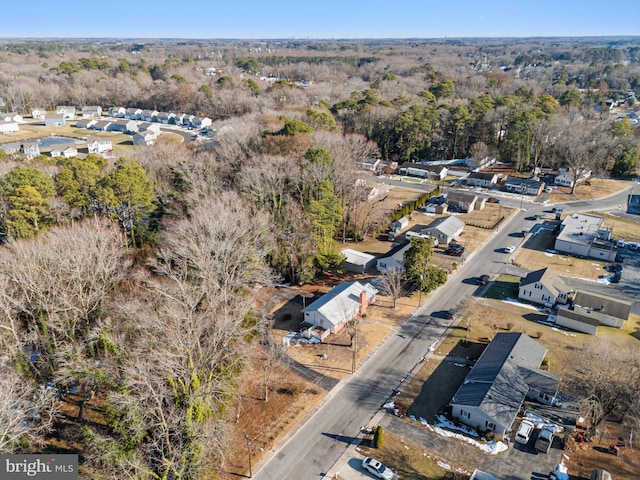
[505,245,516,254]
[476,274,490,285]
[362,456,394,480]
[515,419,535,445]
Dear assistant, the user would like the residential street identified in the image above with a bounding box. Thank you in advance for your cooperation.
[253,184,637,480]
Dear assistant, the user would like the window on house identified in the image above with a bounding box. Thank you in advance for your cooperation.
[460,409,470,419]
[485,421,495,430]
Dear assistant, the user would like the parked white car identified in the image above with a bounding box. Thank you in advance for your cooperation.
[515,419,535,445]
[362,456,395,480]
[505,245,516,254]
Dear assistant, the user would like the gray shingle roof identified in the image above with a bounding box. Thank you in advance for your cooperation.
[519,268,568,297]
[424,216,465,237]
[451,333,550,430]
[573,291,631,321]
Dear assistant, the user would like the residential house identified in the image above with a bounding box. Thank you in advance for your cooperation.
[0,122,19,133]
[155,112,175,124]
[554,213,617,262]
[421,216,465,245]
[399,162,448,180]
[503,176,545,196]
[301,281,377,334]
[108,119,138,133]
[92,120,112,131]
[376,242,411,274]
[82,106,103,118]
[554,167,591,188]
[1,112,23,123]
[50,144,78,158]
[31,108,47,120]
[20,142,40,159]
[137,122,161,136]
[56,106,76,120]
[45,114,66,127]
[140,109,158,122]
[465,156,497,171]
[358,158,381,173]
[76,118,97,129]
[555,290,631,335]
[450,332,560,438]
[132,131,156,146]
[182,114,195,126]
[446,191,480,213]
[108,107,126,118]
[518,268,570,306]
[171,113,187,125]
[466,171,498,188]
[86,137,112,154]
[124,108,142,120]
[341,249,377,274]
[191,116,212,129]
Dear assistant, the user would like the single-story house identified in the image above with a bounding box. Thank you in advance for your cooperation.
[191,116,212,129]
[421,216,465,245]
[503,176,545,196]
[20,142,40,159]
[92,120,112,131]
[358,158,381,173]
[554,213,616,262]
[0,122,19,133]
[446,191,480,213]
[124,108,142,120]
[50,144,78,158]
[466,172,498,188]
[45,114,66,127]
[108,119,138,133]
[56,106,76,120]
[86,137,113,154]
[556,290,630,334]
[76,118,97,129]
[301,281,377,334]
[1,112,23,123]
[171,113,188,125]
[341,249,377,274]
[31,108,47,120]
[376,242,411,274]
[518,267,570,306]
[108,107,126,118]
[82,106,103,118]
[399,162,448,180]
[466,156,497,171]
[450,332,560,438]
[554,168,591,188]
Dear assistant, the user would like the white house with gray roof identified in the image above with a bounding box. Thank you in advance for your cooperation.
[555,290,631,335]
[301,281,377,335]
[449,332,560,438]
[518,267,570,306]
[376,242,412,274]
[421,216,465,245]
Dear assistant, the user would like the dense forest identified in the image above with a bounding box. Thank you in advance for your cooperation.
[0,37,639,479]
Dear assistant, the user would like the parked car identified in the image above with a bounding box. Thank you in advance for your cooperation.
[476,274,490,285]
[505,245,516,254]
[362,456,394,480]
[534,426,555,453]
[487,197,500,203]
[515,419,535,444]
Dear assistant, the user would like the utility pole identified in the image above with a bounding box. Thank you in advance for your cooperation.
[352,321,358,374]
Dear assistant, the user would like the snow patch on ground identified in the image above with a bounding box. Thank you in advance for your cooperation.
[502,298,540,311]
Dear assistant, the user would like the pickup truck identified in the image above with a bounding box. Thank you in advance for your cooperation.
[535,426,555,454]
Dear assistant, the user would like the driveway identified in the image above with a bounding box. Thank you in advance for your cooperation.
[379,413,563,480]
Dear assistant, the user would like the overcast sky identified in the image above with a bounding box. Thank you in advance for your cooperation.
[2,0,639,39]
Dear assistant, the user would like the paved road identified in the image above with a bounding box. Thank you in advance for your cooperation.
[253,184,636,480]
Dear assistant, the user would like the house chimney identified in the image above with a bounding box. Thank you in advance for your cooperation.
[359,291,369,316]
